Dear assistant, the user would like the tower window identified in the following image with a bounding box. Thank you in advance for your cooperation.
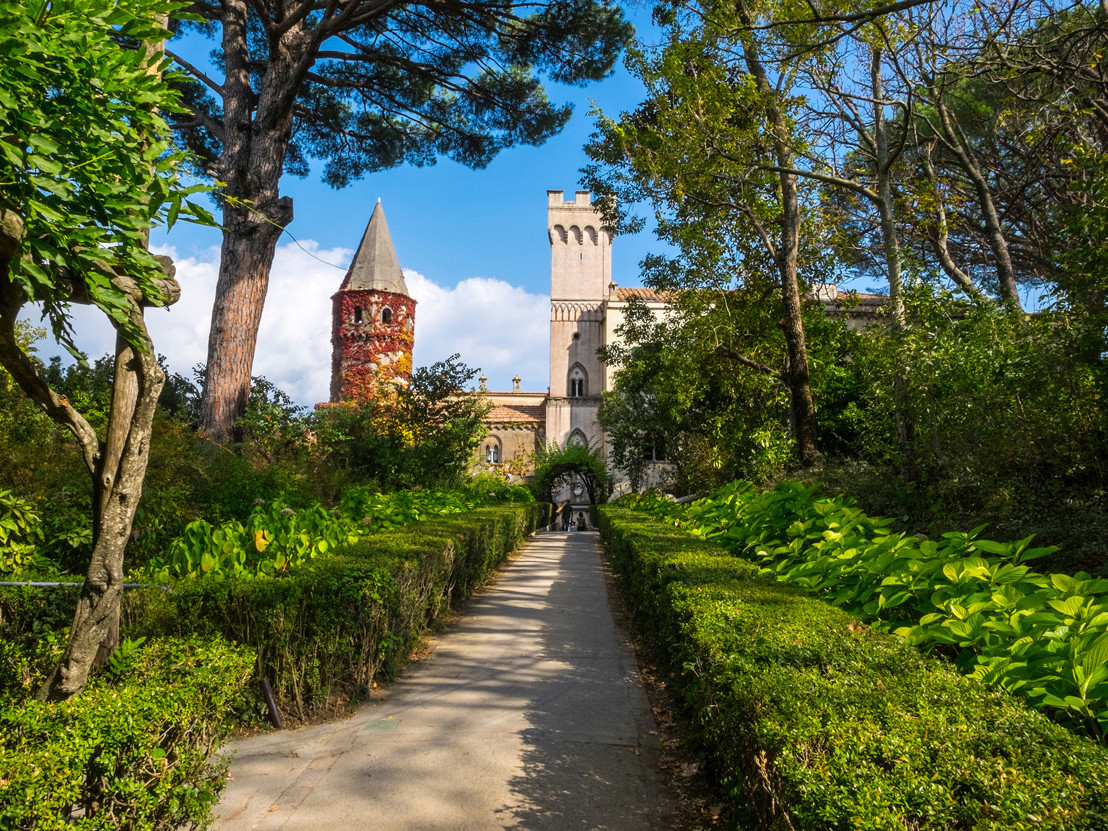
[381,307,393,324]
[568,363,588,398]
[354,306,363,323]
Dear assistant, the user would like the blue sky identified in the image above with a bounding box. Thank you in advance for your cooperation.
[77,3,665,406]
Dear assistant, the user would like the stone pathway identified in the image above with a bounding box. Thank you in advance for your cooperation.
[213,530,674,830]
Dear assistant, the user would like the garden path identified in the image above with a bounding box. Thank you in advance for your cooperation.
[212,530,675,830]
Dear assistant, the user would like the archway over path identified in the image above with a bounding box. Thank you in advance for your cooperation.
[531,442,611,506]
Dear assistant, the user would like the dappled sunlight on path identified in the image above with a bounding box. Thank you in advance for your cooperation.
[213,531,673,830]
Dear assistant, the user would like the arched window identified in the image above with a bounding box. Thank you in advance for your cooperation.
[567,363,588,398]
[354,306,363,323]
[381,307,393,324]
[485,440,501,464]
[567,429,588,448]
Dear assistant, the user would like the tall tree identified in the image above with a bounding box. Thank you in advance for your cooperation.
[0,0,204,698]
[168,0,632,440]
[585,0,823,465]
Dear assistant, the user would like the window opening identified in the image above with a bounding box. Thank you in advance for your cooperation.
[381,307,393,324]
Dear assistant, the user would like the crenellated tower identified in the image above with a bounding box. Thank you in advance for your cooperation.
[545,190,612,449]
[330,200,416,402]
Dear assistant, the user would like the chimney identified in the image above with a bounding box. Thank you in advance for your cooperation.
[478,375,487,392]
[512,376,521,393]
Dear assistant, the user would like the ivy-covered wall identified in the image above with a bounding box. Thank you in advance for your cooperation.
[330,289,416,402]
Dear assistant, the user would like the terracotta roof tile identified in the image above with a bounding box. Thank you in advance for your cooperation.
[615,287,670,303]
[825,291,888,311]
[486,404,545,423]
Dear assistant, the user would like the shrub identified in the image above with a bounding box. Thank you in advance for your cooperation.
[0,488,43,574]
[0,636,253,830]
[599,507,1108,830]
[155,487,500,580]
[634,481,1108,741]
[128,502,548,721]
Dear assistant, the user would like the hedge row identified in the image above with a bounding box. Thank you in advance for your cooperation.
[126,501,548,721]
[598,506,1108,831]
[0,502,545,827]
[0,636,254,830]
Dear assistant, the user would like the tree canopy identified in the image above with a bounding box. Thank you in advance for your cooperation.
[164,0,634,440]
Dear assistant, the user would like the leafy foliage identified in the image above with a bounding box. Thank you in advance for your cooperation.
[318,355,491,491]
[0,0,207,351]
[0,636,253,830]
[530,441,611,504]
[0,489,44,575]
[624,480,1108,741]
[599,506,1108,831]
[157,487,498,580]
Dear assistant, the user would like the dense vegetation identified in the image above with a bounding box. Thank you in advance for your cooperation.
[599,504,1108,830]
[622,482,1108,742]
[585,0,1108,578]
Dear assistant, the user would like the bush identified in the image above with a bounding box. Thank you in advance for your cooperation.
[598,506,1108,831]
[155,487,509,580]
[0,636,253,830]
[128,502,548,721]
[628,481,1108,741]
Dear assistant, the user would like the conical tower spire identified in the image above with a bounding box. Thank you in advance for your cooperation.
[340,199,409,295]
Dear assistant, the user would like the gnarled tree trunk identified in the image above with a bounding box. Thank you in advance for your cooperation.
[0,209,177,700]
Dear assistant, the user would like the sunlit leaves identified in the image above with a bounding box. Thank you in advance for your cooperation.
[0,0,209,353]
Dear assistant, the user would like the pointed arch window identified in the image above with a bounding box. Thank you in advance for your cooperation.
[568,363,588,398]
[567,429,588,448]
[485,439,502,464]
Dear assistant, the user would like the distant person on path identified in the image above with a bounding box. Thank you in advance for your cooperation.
[576,511,588,531]
[560,502,571,531]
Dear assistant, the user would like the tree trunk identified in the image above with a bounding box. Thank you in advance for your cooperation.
[2,211,176,701]
[197,0,301,440]
[933,90,1024,313]
[41,343,165,699]
[871,49,906,330]
[737,7,820,466]
[871,49,916,480]
[199,215,288,440]
[90,333,140,670]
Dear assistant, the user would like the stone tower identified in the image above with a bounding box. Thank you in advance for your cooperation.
[330,200,416,402]
[545,190,611,448]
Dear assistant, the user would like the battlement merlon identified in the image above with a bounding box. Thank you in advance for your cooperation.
[547,190,592,207]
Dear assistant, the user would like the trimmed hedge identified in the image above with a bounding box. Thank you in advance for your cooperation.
[127,502,548,720]
[598,506,1108,831]
[0,636,253,830]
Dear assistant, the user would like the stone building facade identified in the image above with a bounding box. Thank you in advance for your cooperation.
[331,191,884,498]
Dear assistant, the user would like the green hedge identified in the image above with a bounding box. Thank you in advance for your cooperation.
[598,506,1108,831]
[0,636,253,830]
[128,502,548,720]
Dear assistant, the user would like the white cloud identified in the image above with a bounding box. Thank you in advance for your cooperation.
[22,240,550,407]
[405,271,549,394]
